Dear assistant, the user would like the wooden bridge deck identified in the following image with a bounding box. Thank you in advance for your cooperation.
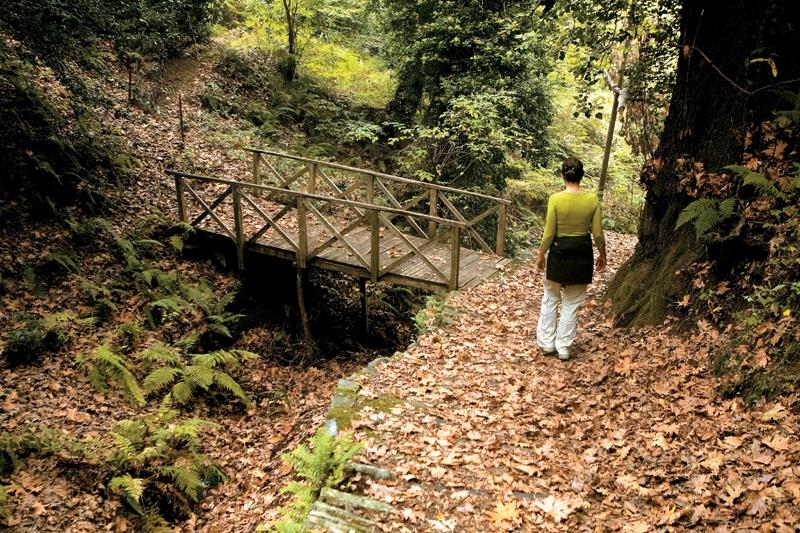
[167,149,511,291]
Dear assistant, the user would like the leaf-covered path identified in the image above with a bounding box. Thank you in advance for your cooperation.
[344,233,800,531]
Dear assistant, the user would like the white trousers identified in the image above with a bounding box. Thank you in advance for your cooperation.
[536,279,587,355]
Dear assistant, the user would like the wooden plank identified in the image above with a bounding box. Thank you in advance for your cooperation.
[233,185,245,270]
[450,226,461,289]
[308,218,364,260]
[297,197,308,268]
[370,209,379,282]
[496,203,507,256]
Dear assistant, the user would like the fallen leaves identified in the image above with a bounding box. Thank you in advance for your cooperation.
[486,500,520,527]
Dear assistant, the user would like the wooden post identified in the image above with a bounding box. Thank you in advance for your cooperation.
[174,176,187,223]
[450,226,461,290]
[232,184,245,270]
[369,208,379,283]
[178,93,185,147]
[496,203,507,256]
[309,163,317,194]
[366,175,379,282]
[252,152,261,184]
[296,266,313,347]
[359,278,369,338]
[427,189,438,238]
[297,197,308,268]
[365,175,374,205]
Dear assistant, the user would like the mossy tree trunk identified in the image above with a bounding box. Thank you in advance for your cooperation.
[608,0,800,326]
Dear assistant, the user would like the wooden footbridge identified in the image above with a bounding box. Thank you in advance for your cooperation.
[166,149,510,293]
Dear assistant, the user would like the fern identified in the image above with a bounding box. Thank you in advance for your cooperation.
[0,483,9,520]
[115,237,142,270]
[45,248,81,274]
[273,427,365,530]
[144,349,259,407]
[213,372,250,405]
[139,343,182,365]
[143,367,182,394]
[110,474,146,514]
[77,346,145,407]
[160,464,204,501]
[726,164,786,200]
[105,407,225,521]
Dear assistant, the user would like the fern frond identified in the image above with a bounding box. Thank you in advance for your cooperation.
[233,349,261,362]
[109,474,146,514]
[144,367,182,394]
[693,203,722,238]
[111,433,137,462]
[149,296,188,313]
[171,381,195,404]
[718,197,737,218]
[168,235,184,254]
[726,164,785,199]
[183,366,214,390]
[140,343,182,365]
[161,464,204,501]
[675,198,717,230]
[78,346,145,407]
[207,322,232,338]
[140,269,163,287]
[192,350,239,369]
[213,372,250,406]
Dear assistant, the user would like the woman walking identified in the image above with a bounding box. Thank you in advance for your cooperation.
[536,158,606,360]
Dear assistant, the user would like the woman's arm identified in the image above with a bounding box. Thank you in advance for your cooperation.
[592,199,607,271]
[537,195,557,272]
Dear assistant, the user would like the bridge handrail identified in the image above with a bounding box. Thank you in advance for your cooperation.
[165,169,467,229]
[244,147,512,206]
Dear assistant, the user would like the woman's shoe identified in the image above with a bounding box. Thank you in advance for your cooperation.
[540,346,557,355]
[558,350,570,361]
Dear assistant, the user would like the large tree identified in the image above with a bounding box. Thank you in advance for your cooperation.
[607,0,800,325]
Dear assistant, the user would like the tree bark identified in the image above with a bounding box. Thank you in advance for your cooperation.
[608,0,800,326]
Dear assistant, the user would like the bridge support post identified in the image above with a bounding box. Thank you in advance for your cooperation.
[296,266,314,347]
[232,185,245,270]
[359,278,369,339]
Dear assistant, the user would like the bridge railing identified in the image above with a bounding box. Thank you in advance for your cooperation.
[245,147,510,256]
[166,170,469,289]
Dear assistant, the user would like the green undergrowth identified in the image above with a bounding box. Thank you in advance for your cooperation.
[264,427,364,533]
[0,401,224,529]
[0,0,221,219]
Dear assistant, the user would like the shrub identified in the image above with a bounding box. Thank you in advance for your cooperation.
[2,313,71,366]
[76,345,146,407]
[271,427,364,531]
[104,403,225,521]
[143,346,259,407]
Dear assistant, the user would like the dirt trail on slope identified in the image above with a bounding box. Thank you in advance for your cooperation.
[0,40,390,532]
[343,233,800,532]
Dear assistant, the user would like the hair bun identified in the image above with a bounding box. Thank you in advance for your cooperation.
[561,157,584,183]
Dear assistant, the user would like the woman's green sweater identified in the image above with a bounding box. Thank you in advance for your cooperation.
[540,190,605,252]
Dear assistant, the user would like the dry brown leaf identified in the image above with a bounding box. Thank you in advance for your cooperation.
[486,500,520,527]
[762,435,791,452]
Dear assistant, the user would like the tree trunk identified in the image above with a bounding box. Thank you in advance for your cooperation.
[608,0,800,326]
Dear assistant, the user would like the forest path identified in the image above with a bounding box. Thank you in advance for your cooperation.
[343,233,800,531]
